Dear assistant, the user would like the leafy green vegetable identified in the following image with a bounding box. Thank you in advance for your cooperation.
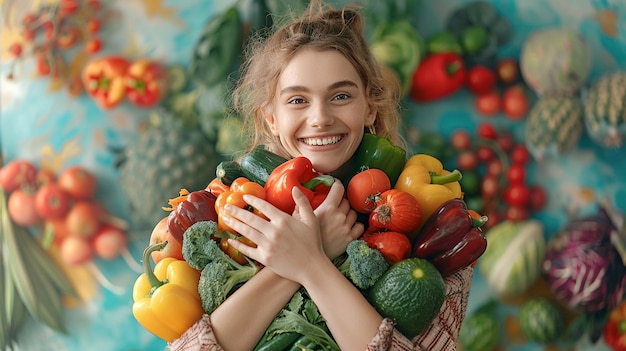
[260,291,340,351]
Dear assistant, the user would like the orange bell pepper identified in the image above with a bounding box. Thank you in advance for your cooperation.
[215,177,266,233]
[132,242,204,342]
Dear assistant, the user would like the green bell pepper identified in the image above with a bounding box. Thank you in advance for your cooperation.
[334,133,406,187]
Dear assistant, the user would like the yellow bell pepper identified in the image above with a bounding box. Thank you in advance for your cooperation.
[394,154,463,236]
[132,242,204,342]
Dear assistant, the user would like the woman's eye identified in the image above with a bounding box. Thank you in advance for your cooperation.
[288,97,306,104]
[333,93,350,101]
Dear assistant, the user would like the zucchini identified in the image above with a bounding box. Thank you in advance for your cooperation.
[215,160,244,186]
[240,145,288,186]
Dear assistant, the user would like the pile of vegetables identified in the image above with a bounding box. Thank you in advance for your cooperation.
[132,131,490,347]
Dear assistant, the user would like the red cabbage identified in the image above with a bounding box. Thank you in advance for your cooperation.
[542,207,626,313]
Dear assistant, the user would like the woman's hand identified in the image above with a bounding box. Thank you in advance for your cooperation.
[305,180,363,259]
[223,187,327,283]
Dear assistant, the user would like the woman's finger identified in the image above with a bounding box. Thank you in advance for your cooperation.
[291,187,316,223]
[222,205,266,244]
[322,180,345,208]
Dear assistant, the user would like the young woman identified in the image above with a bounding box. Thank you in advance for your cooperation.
[169,1,473,350]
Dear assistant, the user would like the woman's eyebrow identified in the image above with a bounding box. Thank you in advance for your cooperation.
[279,80,359,96]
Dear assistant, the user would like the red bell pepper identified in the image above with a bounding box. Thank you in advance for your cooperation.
[413,198,487,277]
[82,56,129,109]
[605,301,626,351]
[125,59,167,107]
[166,189,218,244]
[264,156,335,214]
[410,52,465,103]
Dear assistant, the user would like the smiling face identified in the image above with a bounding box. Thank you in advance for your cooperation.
[265,48,376,174]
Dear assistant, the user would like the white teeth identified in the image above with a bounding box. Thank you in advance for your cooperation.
[302,136,342,146]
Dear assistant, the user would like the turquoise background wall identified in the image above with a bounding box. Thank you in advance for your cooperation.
[1,0,625,350]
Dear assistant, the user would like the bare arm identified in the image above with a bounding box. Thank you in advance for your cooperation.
[213,181,363,351]
[226,185,383,351]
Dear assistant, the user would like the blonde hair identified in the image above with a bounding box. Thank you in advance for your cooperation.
[232,0,406,158]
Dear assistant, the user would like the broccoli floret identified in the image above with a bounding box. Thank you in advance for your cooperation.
[337,240,389,290]
[182,221,260,313]
[181,220,225,270]
[198,257,259,314]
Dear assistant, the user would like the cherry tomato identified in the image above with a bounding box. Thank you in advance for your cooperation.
[503,183,530,207]
[528,185,547,211]
[510,144,531,164]
[496,131,515,153]
[87,18,101,33]
[456,151,478,171]
[361,231,411,265]
[496,58,519,84]
[9,43,23,57]
[57,165,97,200]
[502,86,529,120]
[504,205,530,222]
[506,163,526,184]
[450,129,472,151]
[481,174,499,200]
[56,26,79,48]
[0,159,38,192]
[92,225,127,260]
[36,58,52,76]
[476,122,498,140]
[65,201,101,238]
[7,188,41,226]
[486,159,503,176]
[476,145,495,163]
[35,182,71,219]
[347,168,391,214]
[474,90,501,116]
[466,65,497,95]
[85,38,102,53]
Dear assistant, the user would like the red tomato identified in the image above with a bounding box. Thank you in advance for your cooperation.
[480,174,499,200]
[506,164,526,184]
[35,183,71,220]
[486,159,503,176]
[503,183,530,207]
[502,86,529,120]
[368,189,421,234]
[476,122,498,140]
[496,131,515,153]
[504,205,530,222]
[510,144,531,164]
[476,145,495,163]
[361,231,411,265]
[466,66,497,95]
[57,165,97,200]
[347,168,391,214]
[7,188,41,226]
[496,58,519,84]
[86,18,100,33]
[528,185,547,211]
[9,43,23,57]
[59,236,93,265]
[36,168,56,186]
[450,129,472,151]
[56,26,79,48]
[85,38,102,53]
[474,90,501,116]
[46,217,70,247]
[92,225,127,260]
[456,151,478,171]
[149,216,184,263]
[65,201,101,238]
[0,159,38,192]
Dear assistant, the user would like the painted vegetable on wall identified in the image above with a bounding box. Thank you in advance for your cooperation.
[520,28,592,97]
[583,71,626,148]
[542,207,626,314]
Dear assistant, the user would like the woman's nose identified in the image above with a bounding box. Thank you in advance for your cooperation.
[307,102,334,128]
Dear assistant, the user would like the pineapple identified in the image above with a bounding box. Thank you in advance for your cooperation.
[118,112,221,228]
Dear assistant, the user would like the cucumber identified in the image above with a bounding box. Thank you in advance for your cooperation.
[215,160,244,186]
[240,146,288,186]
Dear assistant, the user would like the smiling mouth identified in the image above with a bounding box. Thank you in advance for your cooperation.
[300,135,343,146]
